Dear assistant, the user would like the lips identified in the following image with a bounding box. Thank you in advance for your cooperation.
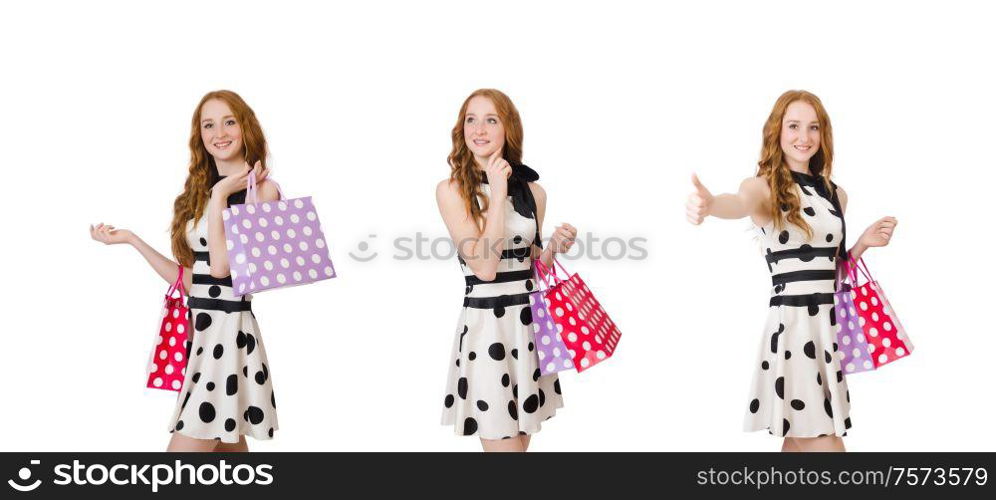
[794,145,812,152]
[213,140,233,149]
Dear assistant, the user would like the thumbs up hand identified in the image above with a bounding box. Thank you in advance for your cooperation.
[686,173,714,225]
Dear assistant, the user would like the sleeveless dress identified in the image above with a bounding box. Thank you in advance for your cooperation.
[744,171,852,438]
[168,185,278,443]
[441,172,564,439]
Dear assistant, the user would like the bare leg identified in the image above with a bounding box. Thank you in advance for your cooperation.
[167,433,221,452]
[480,437,526,452]
[215,436,249,453]
[781,437,801,452]
[794,436,846,452]
[519,434,532,452]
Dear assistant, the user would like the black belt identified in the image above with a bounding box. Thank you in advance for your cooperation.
[463,293,531,309]
[769,293,835,308]
[188,296,252,313]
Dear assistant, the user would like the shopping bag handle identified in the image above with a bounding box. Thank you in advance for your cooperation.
[166,265,187,299]
[843,253,876,286]
[534,257,570,287]
[533,261,561,291]
[246,169,286,205]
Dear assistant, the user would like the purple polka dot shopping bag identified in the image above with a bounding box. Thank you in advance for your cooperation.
[222,172,336,296]
[529,265,575,376]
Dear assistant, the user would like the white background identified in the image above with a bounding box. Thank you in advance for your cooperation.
[1,0,993,452]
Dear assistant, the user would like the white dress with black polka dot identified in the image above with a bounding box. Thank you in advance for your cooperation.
[168,190,278,443]
[441,182,563,439]
[744,171,852,438]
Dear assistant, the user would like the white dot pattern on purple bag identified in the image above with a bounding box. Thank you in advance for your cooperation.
[223,196,335,294]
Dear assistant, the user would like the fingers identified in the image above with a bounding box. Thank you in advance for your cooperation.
[691,173,710,197]
[686,193,708,224]
[488,147,502,165]
[549,223,579,252]
[691,173,705,192]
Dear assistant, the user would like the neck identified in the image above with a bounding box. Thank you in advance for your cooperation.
[786,160,812,175]
[472,155,489,172]
[214,155,244,177]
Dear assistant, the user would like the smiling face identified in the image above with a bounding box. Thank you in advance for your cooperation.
[780,100,821,171]
[199,98,244,162]
[463,95,505,160]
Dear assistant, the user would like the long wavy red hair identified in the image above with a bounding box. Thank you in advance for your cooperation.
[756,90,834,239]
[447,89,524,229]
[170,90,268,267]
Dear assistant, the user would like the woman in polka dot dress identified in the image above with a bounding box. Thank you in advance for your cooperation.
[436,89,578,452]
[90,90,281,452]
[685,90,899,452]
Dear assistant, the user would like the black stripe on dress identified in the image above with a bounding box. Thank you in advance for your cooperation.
[188,296,252,313]
[463,293,531,309]
[771,269,836,286]
[193,274,234,286]
[465,269,533,286]
[193,251,210,263]
[501,247,531,260]
[769,293,835,308]
[765,245,837,264]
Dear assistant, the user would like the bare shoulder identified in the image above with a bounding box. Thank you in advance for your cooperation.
[436,178,464,212]
[527,181,546,203]
[436,178,460,199]
[739,176,770,196]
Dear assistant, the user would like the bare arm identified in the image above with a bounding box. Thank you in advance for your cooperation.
[90,223,191,290]
[687,173,771,225]
[838,186,898,260]
[436,179,507,281]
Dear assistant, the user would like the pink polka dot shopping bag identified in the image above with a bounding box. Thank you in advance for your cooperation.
[533,258,622,373]
[146,266,190,392]
[222,172,336,296]
[834,255,914,374]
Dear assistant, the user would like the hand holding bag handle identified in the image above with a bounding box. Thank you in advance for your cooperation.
[166,265,187,300]
[245,169,286,204]
[534,257,571,288]
[842,252,876,287]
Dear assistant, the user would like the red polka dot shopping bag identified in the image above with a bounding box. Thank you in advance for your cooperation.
[146,266,190,392]
[222,172,336,296]
[834,255,914,373]
[533,258,622,373]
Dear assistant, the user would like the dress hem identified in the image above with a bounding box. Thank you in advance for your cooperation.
[441,402,564,440]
